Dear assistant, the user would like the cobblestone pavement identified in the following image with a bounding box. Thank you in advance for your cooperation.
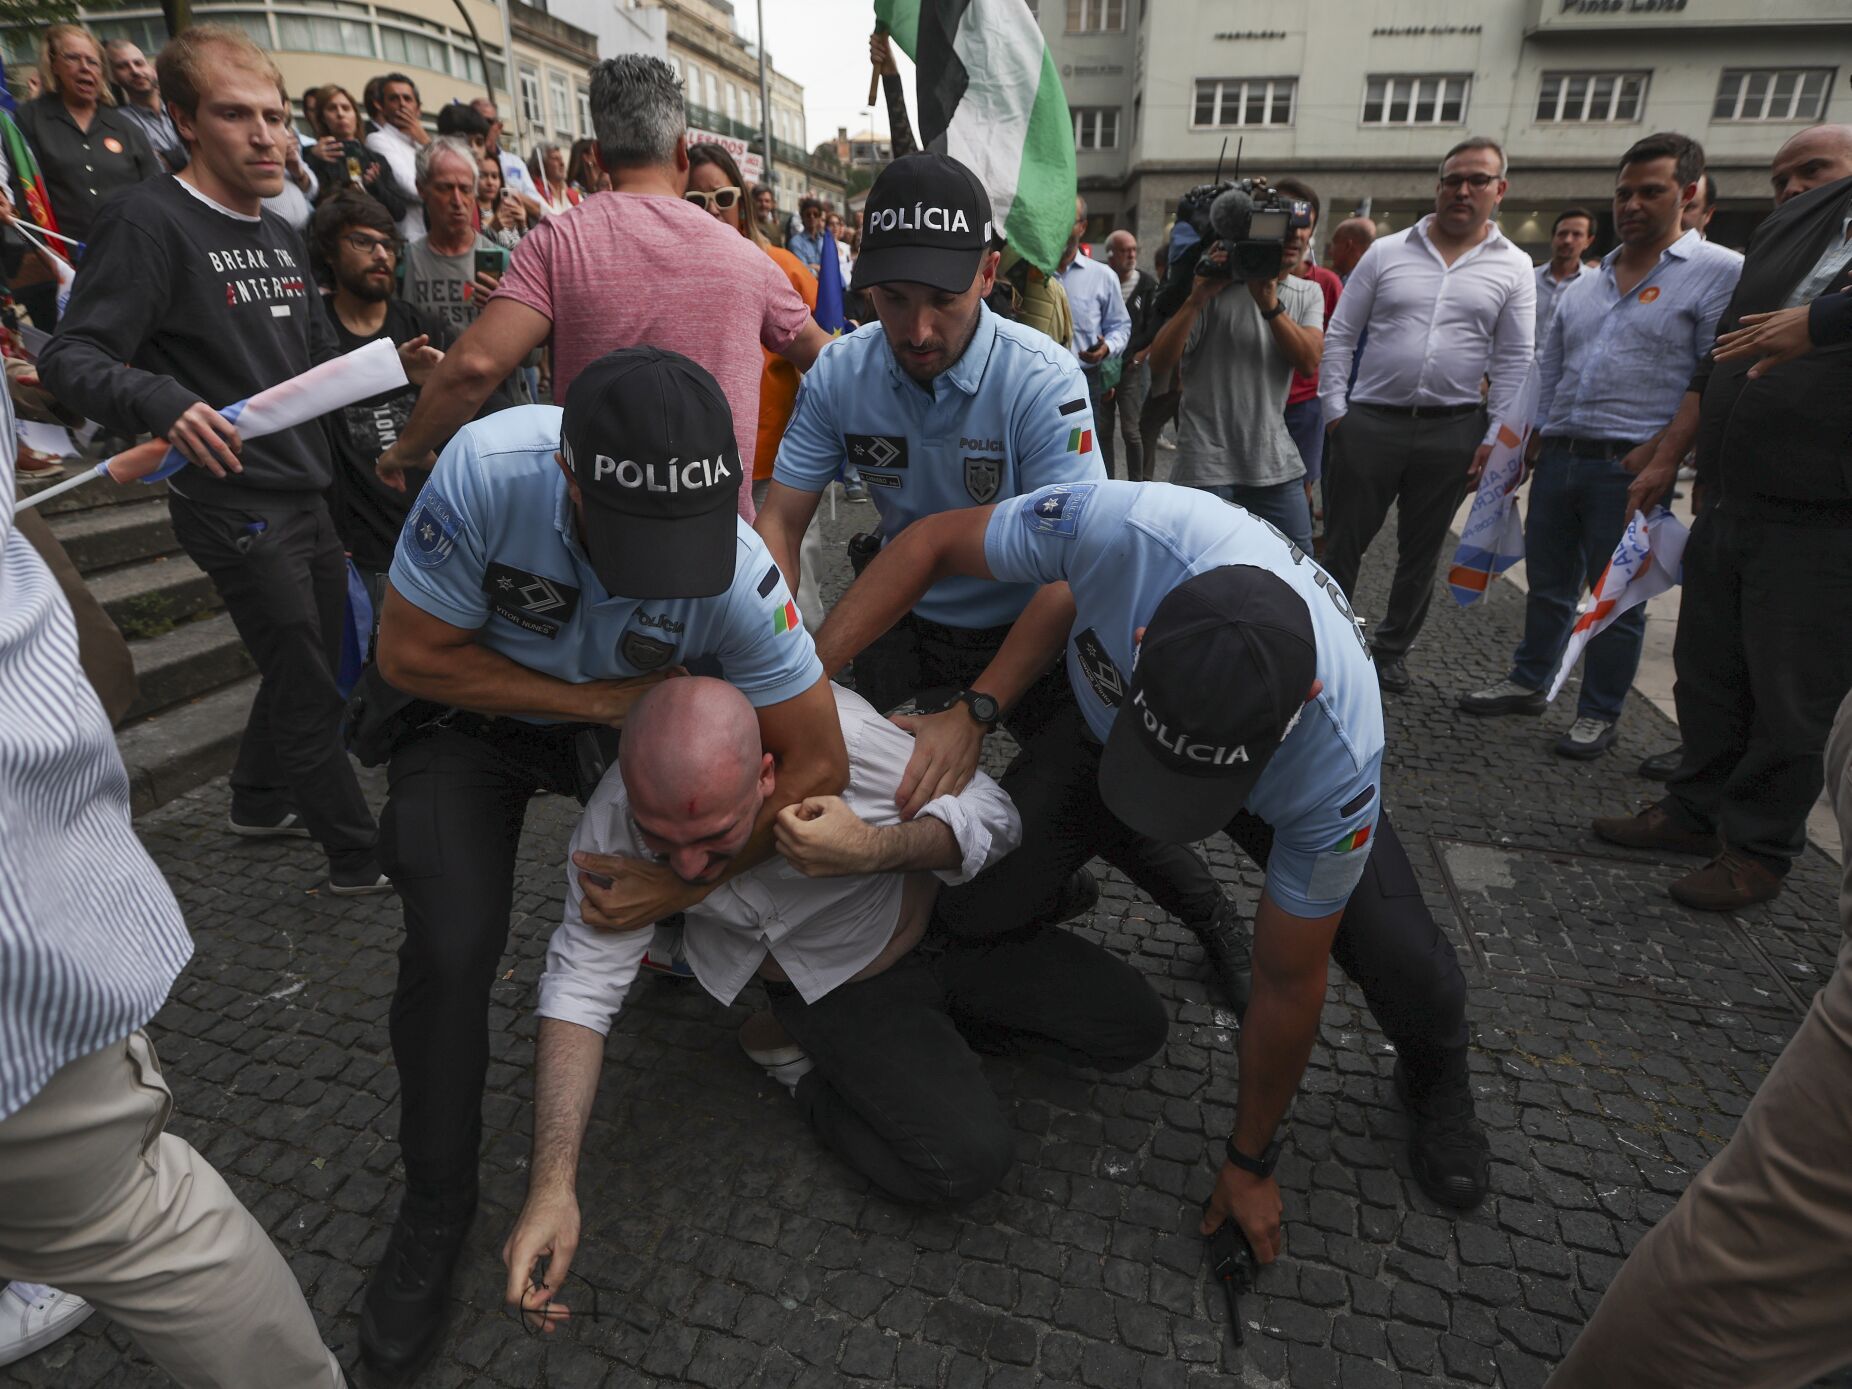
[9,472,1849,1389]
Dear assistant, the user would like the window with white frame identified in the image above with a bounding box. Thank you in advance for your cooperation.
[1362,74,1469,126]
[1065,0,1123,33]
[548,71,571,134]
[705,70,719,115]
[1073,106,1119,150]
[576,86,591,137]
[517,64,543,130]
[1712,68,1833,122]
[1191,77,1295,128]
[1536,71,1648,123]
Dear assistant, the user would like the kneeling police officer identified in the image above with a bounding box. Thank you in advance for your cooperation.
[359,348,847,1377]
[814,479,1490,1259]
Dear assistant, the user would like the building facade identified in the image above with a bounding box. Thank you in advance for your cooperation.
[635,0,847,212]
[1041,0,1848,258]
[1,0,663,169]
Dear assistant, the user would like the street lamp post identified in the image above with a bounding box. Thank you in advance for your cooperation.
[755,0,776,201]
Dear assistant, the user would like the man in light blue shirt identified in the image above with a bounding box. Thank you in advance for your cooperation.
[1461,133,1742,759]
[1533,207,1595,353]
[1058,197,1133,476]
[812,479,1489,1262]
[358,348,847,1378]
[759,152,1246,1010]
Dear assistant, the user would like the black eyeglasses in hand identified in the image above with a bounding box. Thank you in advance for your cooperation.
[503,1258,606,1337]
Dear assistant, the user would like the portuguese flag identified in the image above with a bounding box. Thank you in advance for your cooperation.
[873,0,1076,276]
[0,61,58,236]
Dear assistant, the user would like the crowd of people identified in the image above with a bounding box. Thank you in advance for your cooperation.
[0,14,1850,1389]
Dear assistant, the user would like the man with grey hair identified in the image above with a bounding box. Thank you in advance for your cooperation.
[401,135,502,339]
[1319,136,1534,694]
[377,54,832,519]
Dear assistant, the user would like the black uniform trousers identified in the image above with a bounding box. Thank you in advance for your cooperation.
[167,494,376,867]
[851,611,1227,929]
[1666,506,1852,873]
[935,700,1471,1074]
[377,720,580,1201]
[765,925,1167,1206]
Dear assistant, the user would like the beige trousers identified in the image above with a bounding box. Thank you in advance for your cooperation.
[1548,690,1852,1388]
[0,1031,345,1389]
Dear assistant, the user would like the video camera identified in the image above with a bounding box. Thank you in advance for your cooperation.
[1182,176,1313,283]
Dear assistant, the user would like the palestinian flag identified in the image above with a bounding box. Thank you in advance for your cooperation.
[874,0,1075,276]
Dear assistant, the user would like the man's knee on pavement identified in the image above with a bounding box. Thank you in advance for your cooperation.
[1083,979,1169,1072]
[912,1110,1015,1206]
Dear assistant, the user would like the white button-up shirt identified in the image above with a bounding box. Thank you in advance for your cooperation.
[1319,214,1536,444]
[537,684,1022,1034]
[365,123,425,242]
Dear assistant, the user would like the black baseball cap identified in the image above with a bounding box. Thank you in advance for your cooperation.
[850,152,995,294]
[1100,567,1320,843]
[560,348,741,600]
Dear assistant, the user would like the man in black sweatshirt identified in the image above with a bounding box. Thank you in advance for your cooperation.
[1592,124,1852,913]
[41,25,427,895]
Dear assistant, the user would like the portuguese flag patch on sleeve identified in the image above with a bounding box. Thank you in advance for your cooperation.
[1067,427,1093,455]
[1332,825,1372,854]
[773,598,800,634]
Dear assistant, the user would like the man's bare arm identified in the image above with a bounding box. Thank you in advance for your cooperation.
[501,1017,603,1322]
[753,481,825,594]
[814,508,998,676]
[779,319,836,373]
[774,796,961,877]
[377,298,551,488]
[375,585,667,726]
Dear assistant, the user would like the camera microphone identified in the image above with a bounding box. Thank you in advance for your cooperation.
[1208,186,1255,243]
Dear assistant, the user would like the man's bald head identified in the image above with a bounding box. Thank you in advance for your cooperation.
[1771,124,1852,206]
[620,677,772,883]
[1327,217,1376,276]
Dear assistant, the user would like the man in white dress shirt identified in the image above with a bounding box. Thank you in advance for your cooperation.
[1319,137,1536,694]
[501,677,1167,1326]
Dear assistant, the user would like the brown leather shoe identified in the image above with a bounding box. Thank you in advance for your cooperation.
[1591,803,1720,857]
[1669,850,1783,913]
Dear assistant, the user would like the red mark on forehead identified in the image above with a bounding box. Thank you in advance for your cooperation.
[686,798,699,816]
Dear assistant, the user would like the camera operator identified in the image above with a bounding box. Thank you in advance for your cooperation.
[1146,198,1324,551]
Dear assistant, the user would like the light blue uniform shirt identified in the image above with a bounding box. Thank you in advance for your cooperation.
[1059,251,1132,361]
[1537,230,1742,441]
[390,405,822,723]
[773,303,1104,629]
[984,481,1385,918]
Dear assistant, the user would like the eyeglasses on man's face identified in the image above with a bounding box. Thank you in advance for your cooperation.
[342,232,397,258]
[1438,173,1499,193]
[684,186,742,212]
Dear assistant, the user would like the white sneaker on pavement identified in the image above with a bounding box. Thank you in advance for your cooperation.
[0,1283,94,1367]
[738,1011,814,1095]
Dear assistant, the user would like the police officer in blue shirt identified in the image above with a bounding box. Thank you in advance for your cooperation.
[813,479,1489,1262]
[756,152,1248,1008]
[358,348,847,1378]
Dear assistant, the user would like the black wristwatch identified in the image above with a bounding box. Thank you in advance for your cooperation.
[955,689,1001,729]
[1225,1135,1282,1178]
[1261,302,1286,321]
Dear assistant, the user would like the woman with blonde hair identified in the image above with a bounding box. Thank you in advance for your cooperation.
[12,22,159,323]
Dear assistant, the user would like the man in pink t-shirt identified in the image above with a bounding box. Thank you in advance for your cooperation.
[376,55,831,518]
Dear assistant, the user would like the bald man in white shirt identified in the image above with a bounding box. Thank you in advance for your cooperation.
[501,677,1168,1328]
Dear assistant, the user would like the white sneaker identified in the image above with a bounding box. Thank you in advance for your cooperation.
[738,1011,813,1095]
[0,1283,94,1367]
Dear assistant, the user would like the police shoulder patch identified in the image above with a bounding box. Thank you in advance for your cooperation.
[1024,483,1096,537]
[405,488,464,568]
